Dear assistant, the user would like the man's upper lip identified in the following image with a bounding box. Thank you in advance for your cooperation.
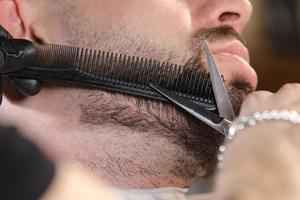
[211,40,250,63]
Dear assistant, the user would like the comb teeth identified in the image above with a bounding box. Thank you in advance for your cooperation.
[9,43,216,109]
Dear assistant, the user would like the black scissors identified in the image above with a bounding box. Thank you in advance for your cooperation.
[150,41,235,136]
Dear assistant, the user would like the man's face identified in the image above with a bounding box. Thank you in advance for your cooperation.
[32,0,256,178]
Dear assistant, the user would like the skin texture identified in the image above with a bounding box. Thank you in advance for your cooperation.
[0,0,256,188]
[215,84,300,200]
[41,164,124,200]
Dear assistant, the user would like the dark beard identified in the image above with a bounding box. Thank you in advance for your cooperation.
[79,78,253,176]
[78,26,254,176]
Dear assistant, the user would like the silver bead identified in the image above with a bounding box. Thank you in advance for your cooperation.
[271,110,281,120]
[294,117,300,124]
[281,110,290,120]
[254,112,263,121]
[237,123,245,130]
[217,154,224,161]
[219,145,226,152]
[248,118,257,126]
[228,127,236,138]
[241,116,249,123]
[290,114,300,124]
[217,162,223,169]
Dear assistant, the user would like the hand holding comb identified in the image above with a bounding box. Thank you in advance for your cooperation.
[0,25,41,99]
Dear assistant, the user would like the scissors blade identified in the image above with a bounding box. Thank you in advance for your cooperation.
[149,84,228,135]
[203,41,235,121]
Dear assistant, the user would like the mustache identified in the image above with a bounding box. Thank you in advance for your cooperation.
[186,26,245,65]
[190,25,245,47]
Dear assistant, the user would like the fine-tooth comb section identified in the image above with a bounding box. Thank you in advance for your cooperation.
[8,43,216,110]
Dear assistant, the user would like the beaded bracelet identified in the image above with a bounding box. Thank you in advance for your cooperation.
[217,110,300,169]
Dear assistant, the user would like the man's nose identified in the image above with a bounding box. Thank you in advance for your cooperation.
[188,0,253,33]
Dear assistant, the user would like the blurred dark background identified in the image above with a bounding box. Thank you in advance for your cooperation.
[244,0,300,91]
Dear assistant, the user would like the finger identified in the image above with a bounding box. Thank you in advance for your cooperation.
[9,77,41,96]
[239,91,274,116]
[275,83,300,104]
[0,25,13,39]
[273,84,300,111]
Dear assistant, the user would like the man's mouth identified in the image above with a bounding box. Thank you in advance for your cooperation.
[208,39,258,88]
[212,40,250,63]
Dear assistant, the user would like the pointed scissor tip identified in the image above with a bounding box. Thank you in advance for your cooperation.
[203,40,209,46]
[203,40,210,51]
[203,41,214,66]
[202,40,236,121]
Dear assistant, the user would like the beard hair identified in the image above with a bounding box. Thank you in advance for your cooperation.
[57,9,254,176]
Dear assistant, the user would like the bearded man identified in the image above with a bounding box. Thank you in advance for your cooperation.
[0,0,256,199]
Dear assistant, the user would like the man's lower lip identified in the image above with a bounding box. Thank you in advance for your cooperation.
[212,52,258,88]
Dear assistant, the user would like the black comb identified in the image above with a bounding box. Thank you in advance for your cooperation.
[6,43,216,110]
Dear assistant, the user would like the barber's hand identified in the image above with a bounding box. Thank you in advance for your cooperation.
[214,84,300,200]
[240,83,300,116]
[0,25,41,98]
